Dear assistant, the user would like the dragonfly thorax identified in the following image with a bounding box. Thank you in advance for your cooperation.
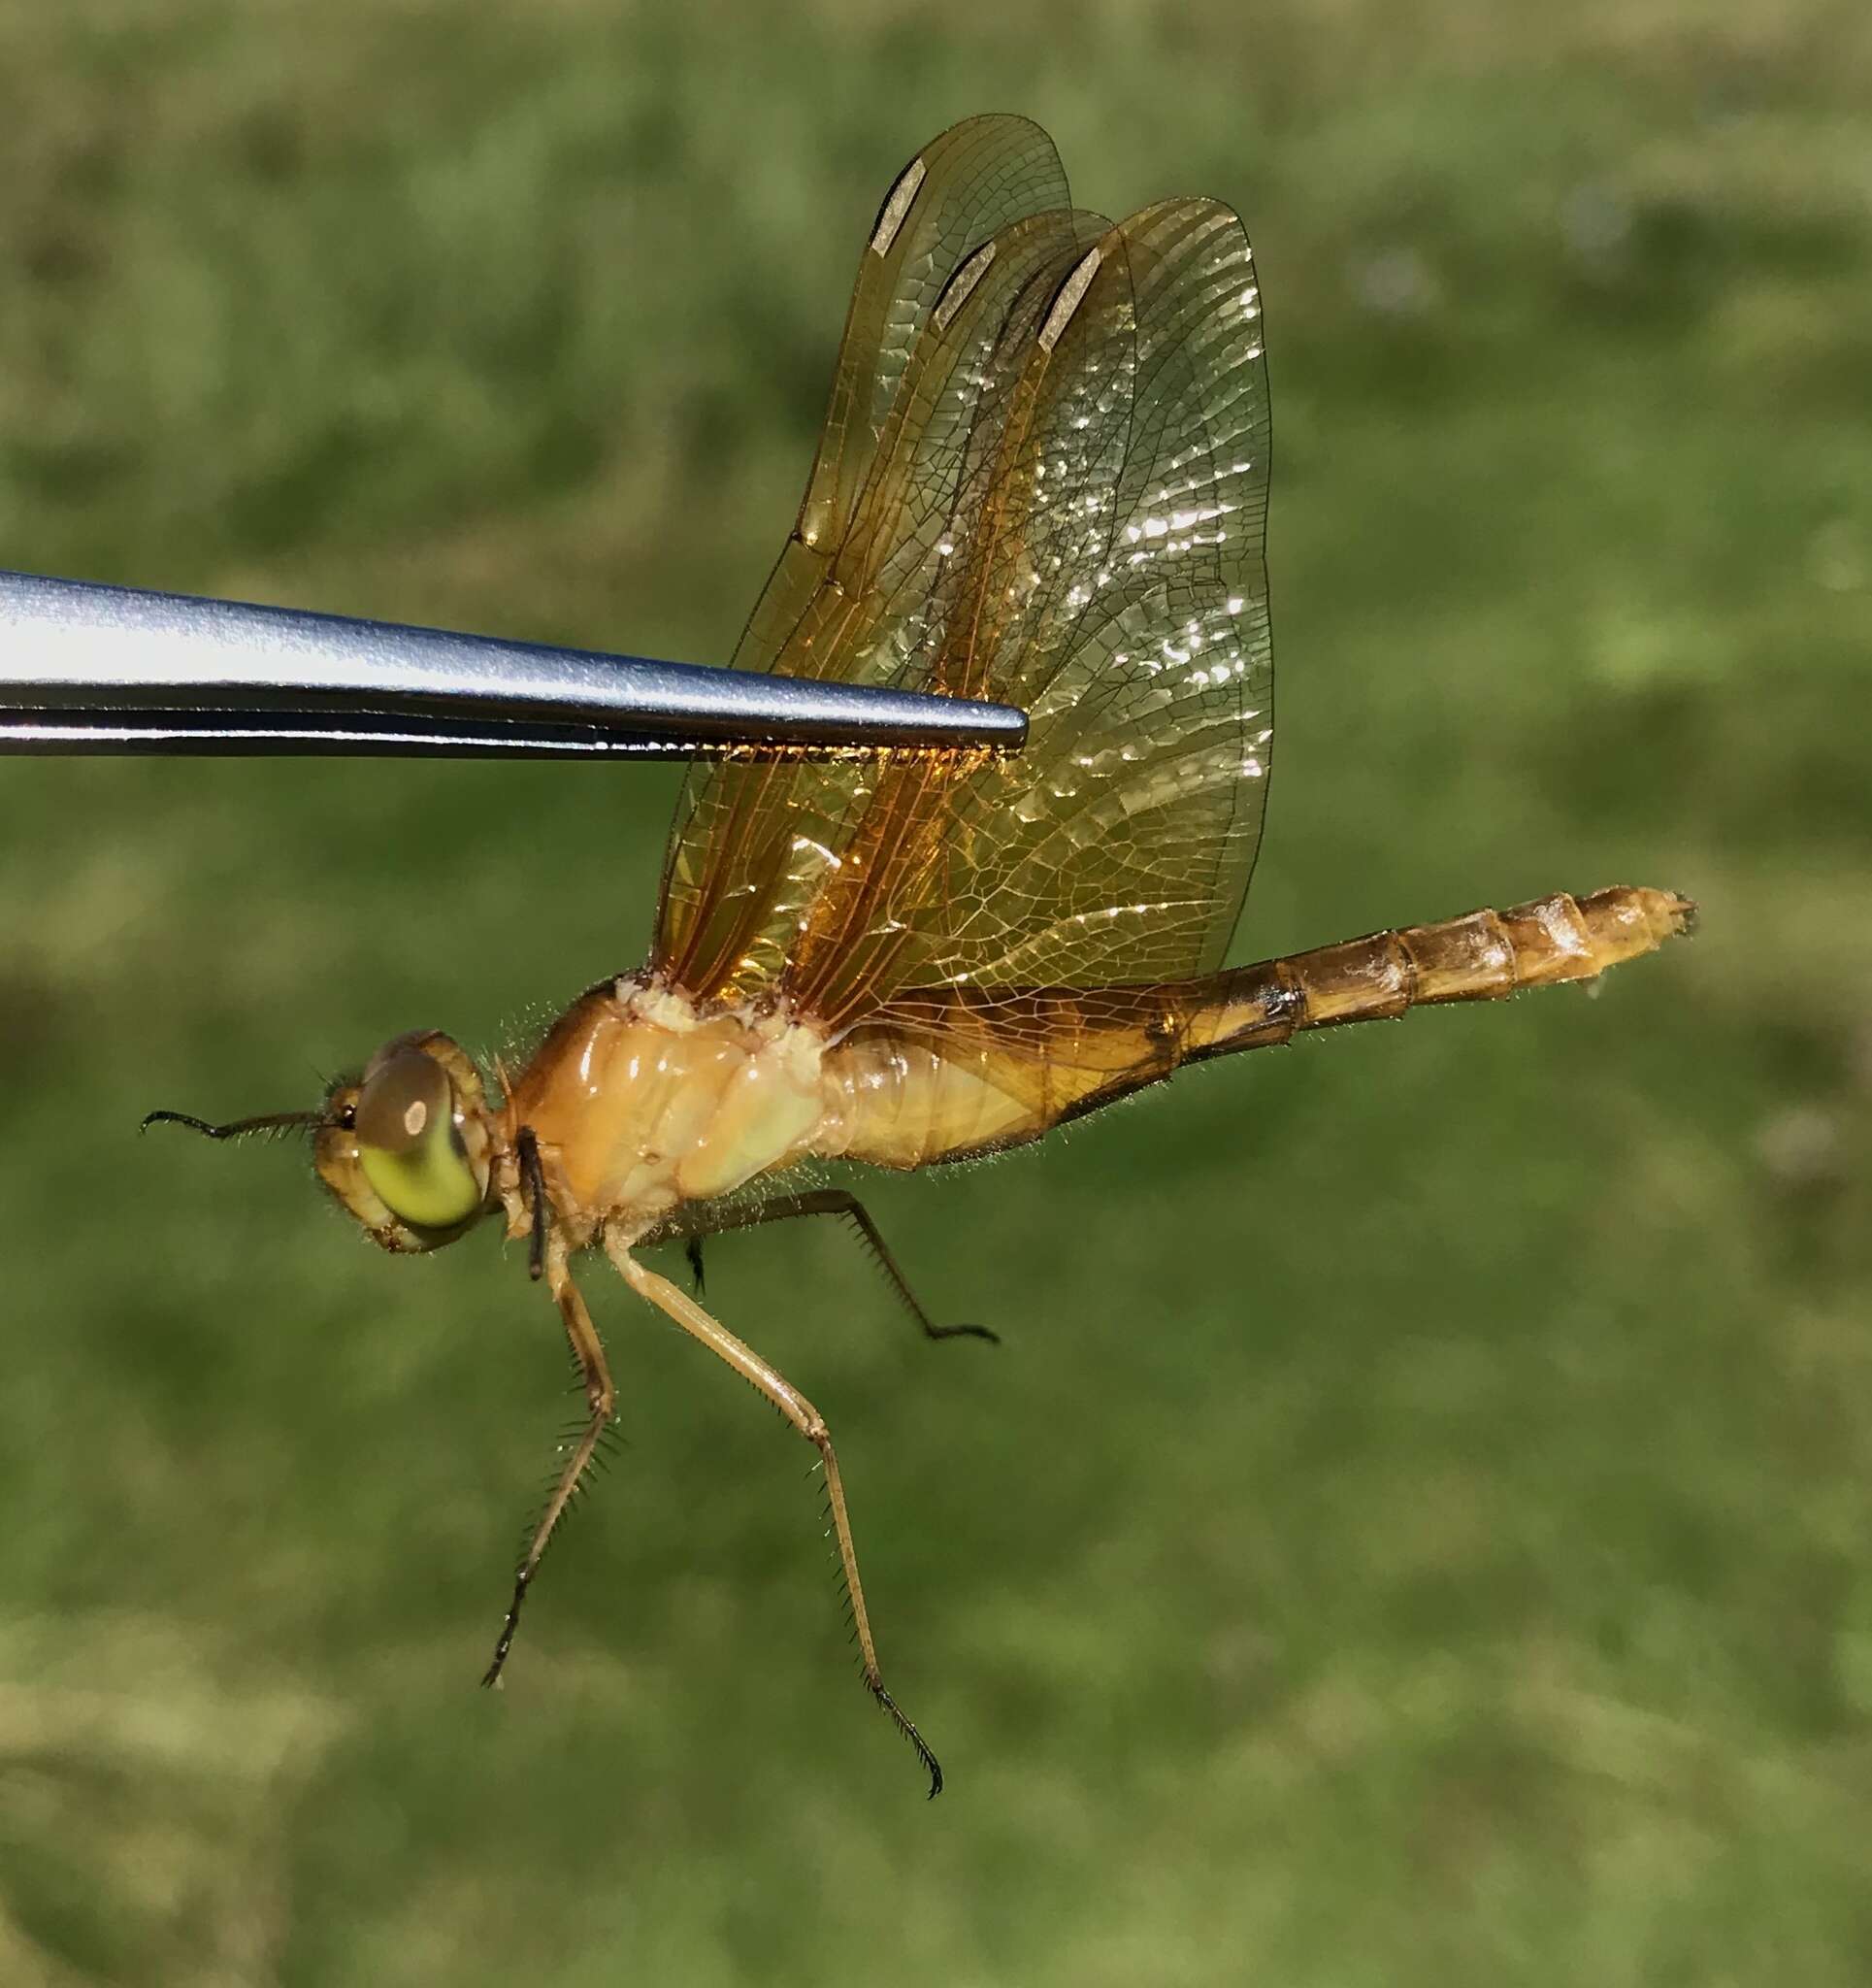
[504,975,830,1242]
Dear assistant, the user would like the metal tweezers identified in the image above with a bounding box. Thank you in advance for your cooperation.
[0,567,1026,758]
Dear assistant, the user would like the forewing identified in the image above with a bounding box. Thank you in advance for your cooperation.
[654,116,1072,994]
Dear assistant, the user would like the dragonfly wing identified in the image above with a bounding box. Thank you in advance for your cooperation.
[654,140,1272,1078]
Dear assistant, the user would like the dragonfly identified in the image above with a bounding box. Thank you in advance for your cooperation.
[148,114,1692,1797]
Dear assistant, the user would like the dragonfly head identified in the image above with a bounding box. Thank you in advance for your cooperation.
[311,1031,498,1252]
[145,1030,499,1251]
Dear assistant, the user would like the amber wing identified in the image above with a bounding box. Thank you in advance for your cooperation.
[653,117,1272,1083]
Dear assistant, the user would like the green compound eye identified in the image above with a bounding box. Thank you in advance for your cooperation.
[353,1043,482,1229]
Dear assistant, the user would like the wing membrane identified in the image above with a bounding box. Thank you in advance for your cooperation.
[654,126,1273,1088]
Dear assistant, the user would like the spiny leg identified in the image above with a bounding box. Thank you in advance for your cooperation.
[481,1232,616,1687]
[651,1189,998,1345]
[608,1236,943,1798]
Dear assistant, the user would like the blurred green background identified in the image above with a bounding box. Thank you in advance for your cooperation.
[0,2,1867,1981]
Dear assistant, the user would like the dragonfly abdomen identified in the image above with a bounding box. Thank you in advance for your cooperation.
[812,888,1691,1175]
[1191,885,1694,1059]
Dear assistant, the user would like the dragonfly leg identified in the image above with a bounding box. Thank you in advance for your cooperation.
[608,1238,943,1798]
[649,1189,998,1345]
[481,1232,616,1687]
[515,1125,549,1283]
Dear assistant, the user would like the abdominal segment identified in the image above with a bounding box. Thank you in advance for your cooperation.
[815,885,1693,1171]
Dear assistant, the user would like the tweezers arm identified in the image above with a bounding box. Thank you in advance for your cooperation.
[0,569,1028,758]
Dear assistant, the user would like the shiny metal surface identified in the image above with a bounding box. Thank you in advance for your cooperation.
[0,569,1028,758]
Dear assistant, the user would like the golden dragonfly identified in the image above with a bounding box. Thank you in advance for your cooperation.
[149,115,1692,1796]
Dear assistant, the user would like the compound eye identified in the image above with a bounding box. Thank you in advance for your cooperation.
[352,1044,481,1228]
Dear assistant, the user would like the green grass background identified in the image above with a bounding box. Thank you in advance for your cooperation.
[0,2,1867,1981]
